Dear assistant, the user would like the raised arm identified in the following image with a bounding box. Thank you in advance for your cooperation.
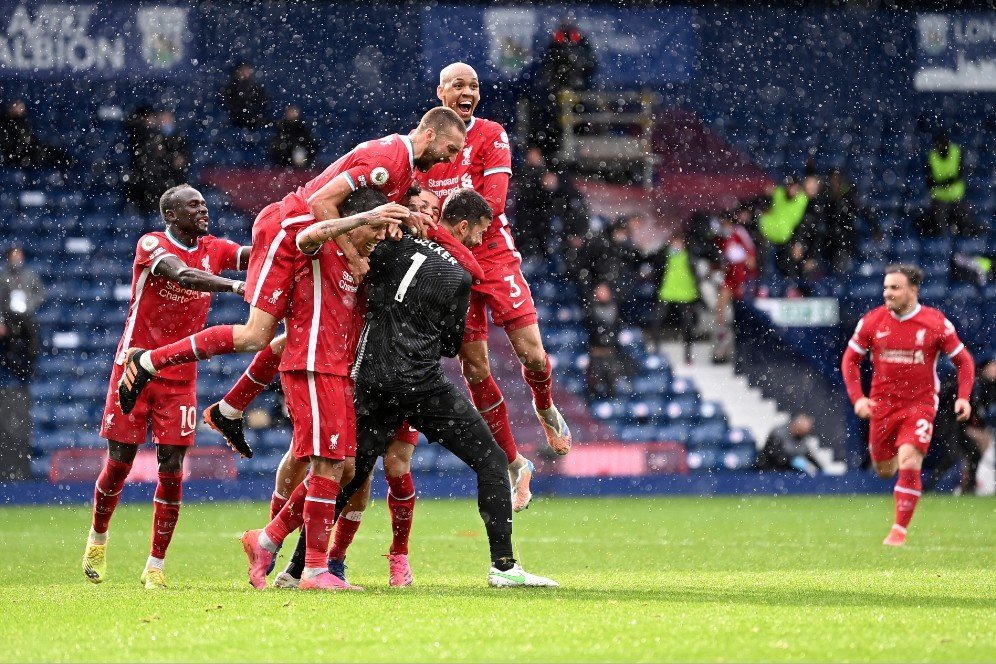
[296,204,411,255]
[153,255,245,295]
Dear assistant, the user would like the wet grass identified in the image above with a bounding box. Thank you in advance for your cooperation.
[1,495,994,662]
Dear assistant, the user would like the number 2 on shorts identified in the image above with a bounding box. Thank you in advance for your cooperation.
[914,418,932,444]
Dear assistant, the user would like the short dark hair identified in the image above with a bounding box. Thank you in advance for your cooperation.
[885,264,924,288]
[441,189,492,226]
[340,187,388,216]
[159,184,194,219]
[417,106,467,137]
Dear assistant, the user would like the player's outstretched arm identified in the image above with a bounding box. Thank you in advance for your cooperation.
[296,204,411,255]
[153,255,245,295]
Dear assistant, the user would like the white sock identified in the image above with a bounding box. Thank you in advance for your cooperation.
[508,454,528,473]
[302,567,326,580]
[146,556,165,570]
[258,531,278,553]
[139,352,157,375]
[218,400,243,419]
[89,528,108,545]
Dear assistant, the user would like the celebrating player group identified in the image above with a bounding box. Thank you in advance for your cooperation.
[82,62,569,590]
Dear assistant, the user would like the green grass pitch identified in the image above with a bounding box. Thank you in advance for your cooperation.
[2,495,994,662]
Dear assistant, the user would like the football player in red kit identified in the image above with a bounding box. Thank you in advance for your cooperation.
[416,62,571,513]
[82,185,250,588]
[841,264,975,546]
[116,108,466,417]
[239,188,412,591]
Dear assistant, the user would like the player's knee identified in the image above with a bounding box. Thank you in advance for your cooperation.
[873,462,896,479]
[156,448,186,474]
[234,325,271,352]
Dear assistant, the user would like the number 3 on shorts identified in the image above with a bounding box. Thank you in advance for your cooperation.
[504,274,522,298]
[914,418,932,444]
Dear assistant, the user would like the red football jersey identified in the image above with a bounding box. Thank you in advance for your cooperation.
[280,133,416,218]
[115,231,242,382]
[279,244,364,376]
[847,304,966,407]
[416,116,512,235]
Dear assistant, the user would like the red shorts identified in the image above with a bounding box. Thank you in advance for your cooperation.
[868,402,936,463]
[100,362,197,447]
[464,236,538,343]
[393,421,419,446]
[281,370,356,461]
[244,203,315,319]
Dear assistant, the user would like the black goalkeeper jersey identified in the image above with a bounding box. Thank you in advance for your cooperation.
[351,230,471,393]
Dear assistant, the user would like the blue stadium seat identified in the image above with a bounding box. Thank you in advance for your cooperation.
[689,422,728,446]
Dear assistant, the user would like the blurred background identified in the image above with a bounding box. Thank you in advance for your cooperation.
[1,0,995,502]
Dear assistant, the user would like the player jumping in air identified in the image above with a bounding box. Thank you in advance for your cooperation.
[82,185,250,588]
[418,62,574,512]
[841,264,975,546]
[116,108,466,417]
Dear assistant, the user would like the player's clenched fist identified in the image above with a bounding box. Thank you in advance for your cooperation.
[954,398,972,422]
[854,397,875,419]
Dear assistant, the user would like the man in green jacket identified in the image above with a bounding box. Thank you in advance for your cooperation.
[650,234,699,364]
[923,131,980,237]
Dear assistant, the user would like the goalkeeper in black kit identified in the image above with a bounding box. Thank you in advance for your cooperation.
[343,188,558,587]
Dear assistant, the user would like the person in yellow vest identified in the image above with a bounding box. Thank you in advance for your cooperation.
[923,130,979,237]
[649,234,700,364]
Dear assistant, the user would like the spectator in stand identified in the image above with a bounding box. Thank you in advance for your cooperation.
[222,62,269,131]
[572,215,639,305]
[514,148,591,263]
[810,168,864,274]
[757,413,826,475]
[0,247,45,316]
[712,210,758,365]
[268,105,319,168]
[527,17,597,164]
[0,99,72,170]
[760,177,819,296]
[920,130,982,238]
[512,146,552,261]
[584,282,624,400]
[924,372,988,494]
[978,358,996,427]
[125,108,190,216]
[648,234,700,364]
[0,247,40,481]
[156,110,188,187]
[685,211,722,265]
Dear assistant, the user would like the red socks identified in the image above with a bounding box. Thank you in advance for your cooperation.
[269,490,289,521]
[303,475,340,569]
[328,511,363,561]
[894,468,922,530]
[226,345,281,412]
[150,472,183,559]
[264,480,308,547]
[386,473,416,556]
[92,458,132,534]
[468,375,518,465]
[149,325,236,370]
[522,354,554,411]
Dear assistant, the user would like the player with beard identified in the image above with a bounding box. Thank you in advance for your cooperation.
[842,264,975,546]
[418,62,570,513]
